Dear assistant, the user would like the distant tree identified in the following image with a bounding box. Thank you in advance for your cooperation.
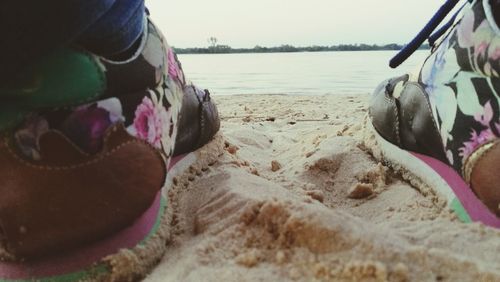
[173,42,420,55]
[276,44,298,52]
[215,45,231,53]
[253,45,269,52]
[208,37,218,49]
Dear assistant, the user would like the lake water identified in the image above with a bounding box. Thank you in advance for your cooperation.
[178,50,428,96]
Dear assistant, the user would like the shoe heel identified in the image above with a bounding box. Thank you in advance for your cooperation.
[465,141,500,217]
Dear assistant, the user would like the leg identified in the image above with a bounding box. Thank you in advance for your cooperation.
[0,0,144,81]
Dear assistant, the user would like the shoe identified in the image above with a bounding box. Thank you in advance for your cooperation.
[368,0,500,228]
[0,16,218,281]
[173,86,220,157]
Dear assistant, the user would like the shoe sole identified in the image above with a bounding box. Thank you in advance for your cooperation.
[165,133,225,194]
[0,134,225,281]
[364,119,500,228]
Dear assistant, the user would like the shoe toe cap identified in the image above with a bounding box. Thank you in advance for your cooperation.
[369,78,401,146]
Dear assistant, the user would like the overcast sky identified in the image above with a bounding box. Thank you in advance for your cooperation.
[147,0,447,48]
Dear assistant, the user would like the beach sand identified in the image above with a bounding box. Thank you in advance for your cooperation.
[146,94,500,282]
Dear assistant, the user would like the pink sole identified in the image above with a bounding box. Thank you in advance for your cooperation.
[168,154,187,170]
[0,154,191,280]
[0,192,163,280]
[412,152,500,228]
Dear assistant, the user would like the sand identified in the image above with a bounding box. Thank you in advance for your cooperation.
[145,94,500,282]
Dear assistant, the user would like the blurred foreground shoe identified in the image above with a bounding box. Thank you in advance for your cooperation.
[0,15,220,281]
[368,0,500,228]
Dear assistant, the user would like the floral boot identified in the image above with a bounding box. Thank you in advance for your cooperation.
[368,0,500,228]
[0,17,219,282]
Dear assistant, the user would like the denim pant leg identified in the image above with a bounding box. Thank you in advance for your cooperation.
[0,0,144,80]
[78,0,145,57]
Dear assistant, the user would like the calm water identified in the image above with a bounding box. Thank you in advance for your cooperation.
[178,50,428,96]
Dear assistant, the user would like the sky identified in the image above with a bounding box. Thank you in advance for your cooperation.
[146,0,447,48]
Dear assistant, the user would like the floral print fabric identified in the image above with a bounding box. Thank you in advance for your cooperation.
[61,98,125,153]
[129,93,171,149]
[420,0,500,172]
[14,27,186,163]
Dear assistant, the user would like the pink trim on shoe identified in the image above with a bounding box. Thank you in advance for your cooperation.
[168,154,187,170]
[412,152,500,228]
[0,192,163,280]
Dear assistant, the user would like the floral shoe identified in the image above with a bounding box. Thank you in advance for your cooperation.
[368,0,500,228]
[0,16,218,281]
[173,86,220,157]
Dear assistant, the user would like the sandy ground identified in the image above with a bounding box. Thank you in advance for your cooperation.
[146,94,500,282]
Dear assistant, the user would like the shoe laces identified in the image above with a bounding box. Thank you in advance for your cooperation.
[390,0,472,68]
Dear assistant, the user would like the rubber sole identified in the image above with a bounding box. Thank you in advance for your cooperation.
[0,192,171,282]
[0,133,225,281]
[165,134,225,196]
[364,119,500,228]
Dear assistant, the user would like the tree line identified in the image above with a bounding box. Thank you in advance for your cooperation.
[173,43,430,55]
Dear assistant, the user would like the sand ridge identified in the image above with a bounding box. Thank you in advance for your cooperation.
[146,94,500,282]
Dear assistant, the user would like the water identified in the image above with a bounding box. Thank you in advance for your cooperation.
[178,50,428,96]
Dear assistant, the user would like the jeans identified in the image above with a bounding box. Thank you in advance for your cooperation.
[0,0,145,80]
